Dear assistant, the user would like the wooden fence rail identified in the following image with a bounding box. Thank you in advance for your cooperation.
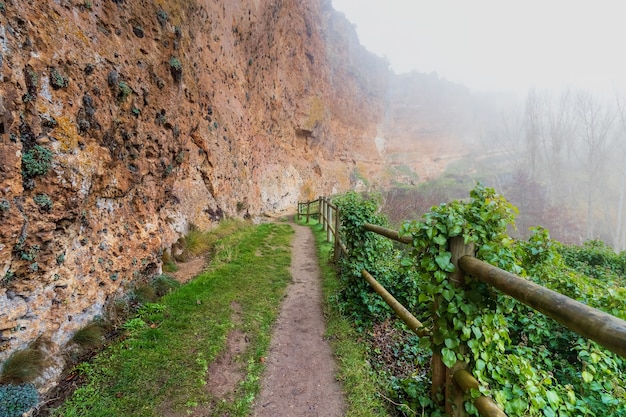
[297,196,626,417]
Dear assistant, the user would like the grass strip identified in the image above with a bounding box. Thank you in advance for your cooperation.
[55,222,293,417]
[299,218,392,416]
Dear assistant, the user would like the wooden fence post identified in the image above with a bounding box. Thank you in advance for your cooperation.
[327,200,332,243]
[306,201,311,223]
[446,236,475,417]
[334,207,341,263]
[320,197,325,231]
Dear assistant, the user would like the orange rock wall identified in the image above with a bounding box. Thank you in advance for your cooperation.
[0,0,484,389]
[0,0,388,381]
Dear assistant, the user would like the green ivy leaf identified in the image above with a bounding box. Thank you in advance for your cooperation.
[433,234,447,246]
[441,347,457,367]
[435,253,452,271]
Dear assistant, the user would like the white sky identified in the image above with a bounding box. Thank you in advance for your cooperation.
[331,0,626,95]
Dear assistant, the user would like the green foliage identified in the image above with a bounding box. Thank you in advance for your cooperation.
[72,322,105,349]
[151,274,180,297]
[34,193,52,211]
[50,68,69,89]
[334,191,420,327]
[0,198,9,212]
[22,145,53,179]
[336,183,626,415]
[0,383,39,417]
[0,348,44,384]
[169,57,182,71]
[169,57,183,82]
[131,283,158,305]
[560,239,626,279]
[117,81,132,102]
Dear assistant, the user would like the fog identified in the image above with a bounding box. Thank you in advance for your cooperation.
[332,1,626,249]
[332,0,626,96]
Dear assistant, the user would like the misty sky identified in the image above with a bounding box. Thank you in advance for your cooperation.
[331,0,626,95]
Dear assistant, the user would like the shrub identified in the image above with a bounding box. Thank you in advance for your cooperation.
[0,348,44,384]
[50,68,69,89]
[117,81,132,102]
[0,198,9,212]
[169,57,182,82]
[151,274,179,297]
[131,283,157,305]
[161,250,178,272]
[22,145,53,178]
[178,225,213,258]
[156,9,167,27]
[33,193,52,211]
[71,322,105,349]
[0,383,39,417]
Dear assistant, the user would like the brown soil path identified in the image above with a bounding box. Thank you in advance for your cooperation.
[251,222,346,417]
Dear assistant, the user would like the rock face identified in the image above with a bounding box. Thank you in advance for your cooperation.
[0,0,389,385]
[0,0,480,389]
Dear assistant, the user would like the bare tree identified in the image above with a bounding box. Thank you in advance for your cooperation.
[574,91,616,239]
[524,88,544,180]
[611,92,626,250]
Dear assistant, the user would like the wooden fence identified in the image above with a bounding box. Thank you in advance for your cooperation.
[297,196,626,417]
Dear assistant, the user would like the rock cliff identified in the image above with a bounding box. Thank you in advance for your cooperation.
[0,0,478,389]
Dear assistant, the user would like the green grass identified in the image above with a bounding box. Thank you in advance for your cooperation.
[54,223,293,417]
[298,217,392,417]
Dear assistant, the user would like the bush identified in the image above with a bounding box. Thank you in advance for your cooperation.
[169,57,182,83]
[0,383,39,417]
[334,191,420,325]
[33,193,52,211]
[72,322,105,349]
[131,283,157,305]
[50,68,69,89]
[0,348,44,384]
[22,145,53,178]
[117,81,132,102]
[151,274,180,297]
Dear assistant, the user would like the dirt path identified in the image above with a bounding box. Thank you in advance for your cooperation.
[252,222,346,417]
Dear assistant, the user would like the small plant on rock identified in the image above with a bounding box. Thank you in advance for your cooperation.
[22,145,53,179]
[0,383,39,417]
[117,81,133,102]
[169,57,182,82]
[151,274,180,297]
[0,198,9,212]
[33,193,52,211]
[72,322,105,349]
[50,68,69,89]
[0,348,44,384]
[156,9,167,27]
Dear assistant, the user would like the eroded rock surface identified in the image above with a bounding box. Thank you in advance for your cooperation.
[0,0,484,391]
